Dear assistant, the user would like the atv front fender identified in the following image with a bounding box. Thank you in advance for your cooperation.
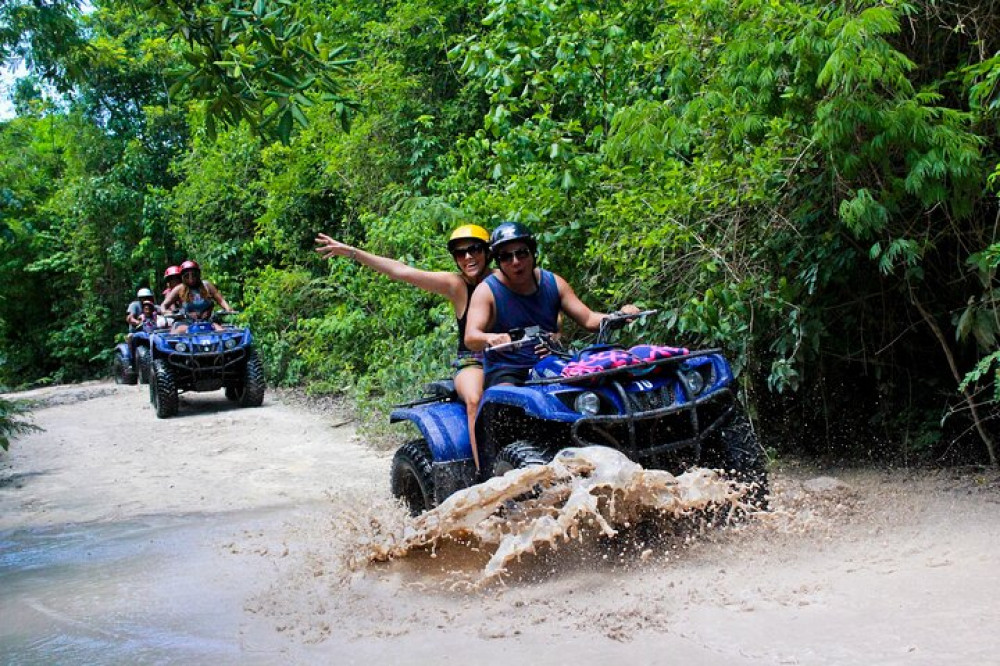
[115,342,131,362]
[390,401,472,463]
[477,384,579,423]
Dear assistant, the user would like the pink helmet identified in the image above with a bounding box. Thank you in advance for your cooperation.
[163,265,182,279]
[180,259,201,273]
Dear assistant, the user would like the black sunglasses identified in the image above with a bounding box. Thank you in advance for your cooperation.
[451,244,487,258]
[496,248,532,263]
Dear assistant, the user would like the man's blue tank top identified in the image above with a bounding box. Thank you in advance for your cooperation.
[484,269,560,372]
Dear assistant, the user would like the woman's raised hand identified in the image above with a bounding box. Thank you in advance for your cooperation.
[314,233,354,260]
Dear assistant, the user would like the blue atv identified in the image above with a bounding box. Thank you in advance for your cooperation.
[147,311,265,418]
[112,329,154,385]
[389,311,767,514]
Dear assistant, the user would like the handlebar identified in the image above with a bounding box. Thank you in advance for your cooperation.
[604,309,657,325]
[485,325,561,355]
[485,309,657,353]
[165,309,240,322]
[596,308,658,344]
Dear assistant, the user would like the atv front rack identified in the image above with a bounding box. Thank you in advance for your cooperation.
[525,348,723,386]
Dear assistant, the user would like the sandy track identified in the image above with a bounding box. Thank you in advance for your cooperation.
[2,381,999,664]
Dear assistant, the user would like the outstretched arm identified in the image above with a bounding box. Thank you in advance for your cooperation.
[314,232,460,301]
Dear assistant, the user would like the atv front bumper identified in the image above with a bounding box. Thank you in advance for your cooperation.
[163,348,249,390]
[570,388,736,459]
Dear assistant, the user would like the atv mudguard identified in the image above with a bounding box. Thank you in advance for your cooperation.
[115,342,131,362]
[390,401,479,503]
[390,401,472,463]
[477,384,586,423]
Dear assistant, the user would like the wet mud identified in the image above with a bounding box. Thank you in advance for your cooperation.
[2,382,1000,664]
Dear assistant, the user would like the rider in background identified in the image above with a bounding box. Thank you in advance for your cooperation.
[161,265,182,304]
[126,287,156,332]
[314,224,494,474]
[161,260,232,333]
[138,300,164,334]
[125,287,156,364]
[464,222,639,387]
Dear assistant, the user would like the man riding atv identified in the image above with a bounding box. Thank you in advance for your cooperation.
[463,222,639,470]
[465,222,640,386]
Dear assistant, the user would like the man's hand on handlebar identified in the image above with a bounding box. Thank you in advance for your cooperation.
[486,326,560,357]
[605,306,655,325]
[597,307,658,341]
[485,333,512,348]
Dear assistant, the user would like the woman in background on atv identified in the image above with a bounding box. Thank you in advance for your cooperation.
[161,260,232,333]
[138,300,164,334]
[314,224,493,474]
[126,287,156,332]
[126,287,157,362]
[161,265,182,304]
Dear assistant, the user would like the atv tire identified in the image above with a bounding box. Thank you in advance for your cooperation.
[136,346,151,385]
[701,407,768,509]
[150,359,179,418]
[391,439,436,515]
[233,349,266,407]
[113,353,137,385]
[493,441,551,476]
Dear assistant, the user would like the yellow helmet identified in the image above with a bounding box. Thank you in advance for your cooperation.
[447,224,490,251]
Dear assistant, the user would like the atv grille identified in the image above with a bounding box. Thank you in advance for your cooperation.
[575,410,695,452]
[571,389,736,458]
[624,385,674,413]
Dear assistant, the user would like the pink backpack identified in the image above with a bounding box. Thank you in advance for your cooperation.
[560,345,689,378]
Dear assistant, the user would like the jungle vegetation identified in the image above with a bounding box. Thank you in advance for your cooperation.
[2,0,1000,465]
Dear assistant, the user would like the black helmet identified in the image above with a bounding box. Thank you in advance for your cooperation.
[489,221,537,254]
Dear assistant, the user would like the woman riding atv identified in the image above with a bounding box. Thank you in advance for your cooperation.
[161,260,232,333]
[314,224,494,473]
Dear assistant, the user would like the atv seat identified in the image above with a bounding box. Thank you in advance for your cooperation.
[423,380,458,401]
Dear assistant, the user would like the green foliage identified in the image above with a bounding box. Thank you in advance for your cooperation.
[144,0,358,143]
[0,0,91,91]
[5,0,1000,464]
[0,397,41,451]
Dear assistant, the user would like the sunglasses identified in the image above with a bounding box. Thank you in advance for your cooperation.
[451,244,487,259]
[496,248,532,263]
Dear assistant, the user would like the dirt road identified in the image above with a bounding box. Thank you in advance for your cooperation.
[1,381,999,665]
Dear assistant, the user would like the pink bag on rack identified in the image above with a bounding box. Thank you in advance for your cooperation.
[560,345,688,378]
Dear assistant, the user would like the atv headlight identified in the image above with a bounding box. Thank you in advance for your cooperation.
[224,338,236,349]
[680,369,705,396]
[174,341,188,352]
[574,391,601,416]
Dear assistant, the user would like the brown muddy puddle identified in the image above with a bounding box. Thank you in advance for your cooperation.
[0,448,755,663]
[0,508,301,665]
[344,447,756,586]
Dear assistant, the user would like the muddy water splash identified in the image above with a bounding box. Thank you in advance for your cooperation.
[362,446,750,583]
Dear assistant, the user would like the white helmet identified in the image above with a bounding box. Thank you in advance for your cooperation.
[136,288,155,299]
